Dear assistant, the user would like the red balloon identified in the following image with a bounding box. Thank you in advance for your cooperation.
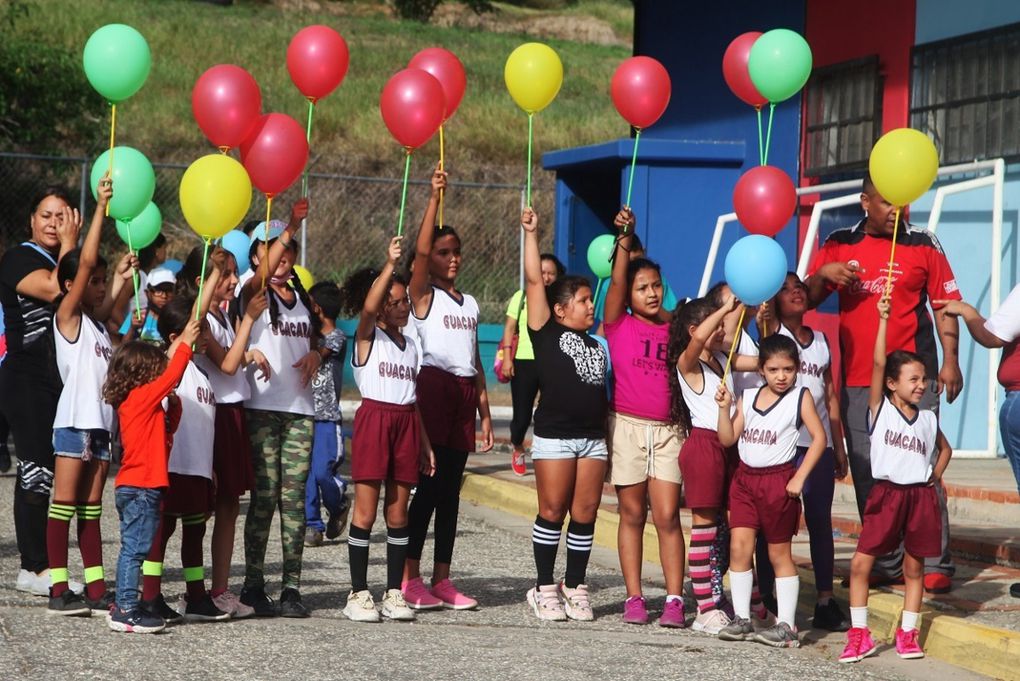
[723,32,767,108]
[610,56,671,129]
[239,113,309,197]
[380,69,446,150]
[733,166,797,236]
[408,48,466,121]
[192,65,262,150]
[286,25,350,102]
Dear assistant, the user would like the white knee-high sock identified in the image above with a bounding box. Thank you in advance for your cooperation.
[775,575,800,628]
[730,569,753,620]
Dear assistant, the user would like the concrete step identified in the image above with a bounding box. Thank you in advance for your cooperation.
[834,476,1020,527]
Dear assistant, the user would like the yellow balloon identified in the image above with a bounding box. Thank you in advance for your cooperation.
[868,128,939,207]
[179,154,252,240]
[293,265,315,291]
[504,42,563,114]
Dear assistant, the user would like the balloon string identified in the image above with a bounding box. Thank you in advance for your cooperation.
[194,238,211,349]
[126,225,140,320]
[526,112,534,208]
[261,196,273,289]
[438,124,445,228]
[396,151,412,238]
[301,100,315,197]
[106,103,116,217]
[763,103,776,166]
[722,307,747,387]
[883,207,902,299]
[624,128,641,226]
[593,277,604,308]
[756,106,764,166]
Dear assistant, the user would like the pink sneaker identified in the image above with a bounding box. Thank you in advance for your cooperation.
[838,626,878,663]
[623,595,649,624]
[895,627,925,659]
[430,578,478,610]
[658,598,686,628]
[401,577,444,610]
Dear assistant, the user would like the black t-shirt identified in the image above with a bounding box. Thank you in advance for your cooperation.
[530,319,608,439]
[0,244,59,380]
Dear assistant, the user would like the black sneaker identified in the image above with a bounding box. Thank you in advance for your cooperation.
[761,594,778,618]
[47,589,92,617]
[240,585,278,618]
[108,606,165,634]
[325,503,349,540]
[183,593,230,622]
[141,593,183,626]
[83,589,116,614]
[1010,582,1020,599]
[279,588,309,618]
[0,446,11,474]
[813,599,850,632]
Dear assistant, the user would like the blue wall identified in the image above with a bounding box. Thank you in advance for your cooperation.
[915,0,1020,43]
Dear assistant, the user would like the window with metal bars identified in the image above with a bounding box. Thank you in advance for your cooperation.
[803,56,883,177]
[911,23,1020,165]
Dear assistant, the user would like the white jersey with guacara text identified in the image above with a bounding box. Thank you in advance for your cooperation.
[353,328,419,406]
[245,292,315,416]
[169,360,216,480]
[53,316,114,432]
[777,324,833,448]
[679,351,734,431]
[867,396,938,485]
[411,285,478,378]
[738,386,804,468]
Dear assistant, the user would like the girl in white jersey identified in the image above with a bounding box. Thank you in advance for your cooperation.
[340,237,436,623]
[175,245,268,619]
[839,296,952,664]
[403,169,494,611]
[715,334,826,649]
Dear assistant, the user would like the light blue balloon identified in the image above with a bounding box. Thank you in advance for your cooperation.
[220,230,251,275]
[163,259,183,275]
[723,235,788,306]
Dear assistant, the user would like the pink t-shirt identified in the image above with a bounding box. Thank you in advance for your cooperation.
[604,313,670,421]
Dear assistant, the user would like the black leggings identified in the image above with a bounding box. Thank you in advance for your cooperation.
[509,358,540,447]
[406,446,470,565]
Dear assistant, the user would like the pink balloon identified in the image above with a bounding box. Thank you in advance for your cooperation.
[239,113,309,197]
[380,69,446,150]
[733,166,797,237]
[286,25,350,102]
[192,65,262,150]
[408,47,466,121]
[610,56,671,129]
[723,32,767,108]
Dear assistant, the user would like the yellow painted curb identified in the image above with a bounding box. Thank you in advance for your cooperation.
[461,471,1020,680]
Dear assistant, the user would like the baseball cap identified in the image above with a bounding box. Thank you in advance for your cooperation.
[147,268,176,289]
[249,220,289,249]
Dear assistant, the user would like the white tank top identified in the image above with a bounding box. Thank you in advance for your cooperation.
[53,316,115,431]
[867,397,938,485]
[353,328,419,406]
[778,324,833,447]
[731,329,763,394]
[739,386,804,468]
[244,290,315,416]
[194,310,251,405]
[169,360,216,479]
[678,351,733,431]
[411,286,478,377]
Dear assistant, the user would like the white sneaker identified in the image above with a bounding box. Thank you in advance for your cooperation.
[342,590,381,623]
[15,569,81,597]
[211,590,255,619]
[527,585,567,621]
[559,582,594,621]
[692,608,732,635]
[381,589,416,621]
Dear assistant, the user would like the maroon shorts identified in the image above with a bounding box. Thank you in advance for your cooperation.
[416,365,478,452]
[212,403,255,499]
[728,462,801,543]
[856,480,942,558]
[678,428,738,509]
[163,473,215,515]
[352,399,421,484]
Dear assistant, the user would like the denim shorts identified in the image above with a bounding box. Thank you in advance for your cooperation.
[531,435,608,461]
[53,427,112,462]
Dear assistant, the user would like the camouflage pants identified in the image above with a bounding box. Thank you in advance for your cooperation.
[243,409,312,591]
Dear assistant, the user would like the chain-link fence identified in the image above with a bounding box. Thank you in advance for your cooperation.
[0,151,555,323]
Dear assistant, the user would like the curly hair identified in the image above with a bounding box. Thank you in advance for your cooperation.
[340,267,408,318]
[102,341,168,409]
[666,296,716,437]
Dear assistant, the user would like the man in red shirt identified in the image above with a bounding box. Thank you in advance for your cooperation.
[806,173,962,593]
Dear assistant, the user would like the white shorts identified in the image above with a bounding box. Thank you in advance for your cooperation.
[531,435,608,461]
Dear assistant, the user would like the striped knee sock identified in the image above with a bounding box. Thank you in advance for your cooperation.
[76,503,106,600]
[46,501,76,597]
[690,524,717,613]
[564,520,595,589]
[532,516,561,587]
[181,514,207,602]
[386,526,410,591]
[347,524,371,593]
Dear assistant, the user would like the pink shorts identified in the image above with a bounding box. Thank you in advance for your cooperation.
[728,462,801,544]
[416,365,478,452]
[678,428,737,509]
[856,481,942,558]
[212,403,255,499]
[352,399,421,484]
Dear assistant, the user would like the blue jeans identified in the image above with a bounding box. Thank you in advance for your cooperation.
[114,486,162,612]
[1000,391,1020,495]
[304,421,347,532]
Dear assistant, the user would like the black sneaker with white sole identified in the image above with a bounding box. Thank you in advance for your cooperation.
[325,504,349,540]
[47,589,92,617]
[142,593,183,625]
[107,606,165,634]
[240,585,278,618]
[183,593,230,622]
[83,589,115,614]
[279,588,310,618]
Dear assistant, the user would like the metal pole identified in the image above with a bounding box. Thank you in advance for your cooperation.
[990,158,1005,457]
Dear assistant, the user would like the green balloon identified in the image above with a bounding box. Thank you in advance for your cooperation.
[82,24,151,103]
[747,29,813,103]
[586,234,616,279]
[91,146,156,221]
[115,202,161,250]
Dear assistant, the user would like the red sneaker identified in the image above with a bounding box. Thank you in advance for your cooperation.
[923,573,951,594]
[511,449,527,476]
[895,627,925,659]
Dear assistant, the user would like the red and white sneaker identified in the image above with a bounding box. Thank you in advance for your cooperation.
[838,626,878,663]
[401,577,444,610]
[511,449,527,476]
[895,627,925,659]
